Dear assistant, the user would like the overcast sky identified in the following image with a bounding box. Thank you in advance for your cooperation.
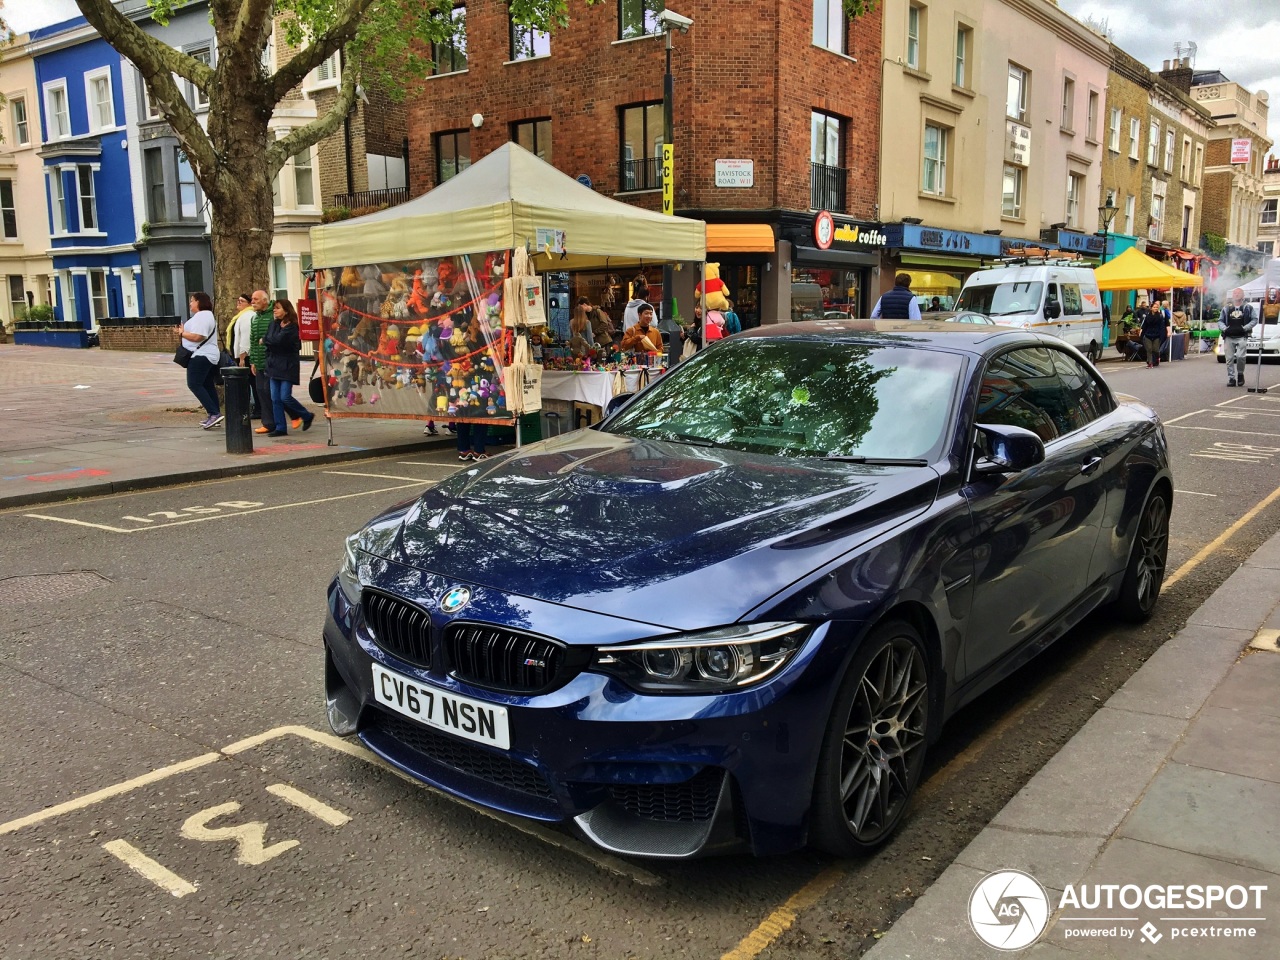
[6,0,81,34]
[1057,0,1279,156]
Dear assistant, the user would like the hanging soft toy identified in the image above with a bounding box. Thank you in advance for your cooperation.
[436,260,459,293]
[353,317,379,353]
[417,326,444,363]
[409,269,431,315]
[360,265,387,297]
[341,266,362,289]
[377,324,402,358]
[695,262,731,312]
[449,324,468,354]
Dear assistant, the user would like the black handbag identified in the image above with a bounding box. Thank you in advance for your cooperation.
[174,327,214,368]
[307,359,325,404]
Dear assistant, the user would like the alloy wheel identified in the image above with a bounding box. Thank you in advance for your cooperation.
[1133,495,1169,614]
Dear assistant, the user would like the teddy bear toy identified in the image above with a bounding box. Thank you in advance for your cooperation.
[341,266,362,289]
[417,328,444,363]
[377,325,401,357]
[695,262,731,312]
[449,325,468,353]
[435,394,448,414]
[360,265,387,297]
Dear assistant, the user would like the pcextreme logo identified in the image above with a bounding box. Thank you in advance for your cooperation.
[968,870,1269,950]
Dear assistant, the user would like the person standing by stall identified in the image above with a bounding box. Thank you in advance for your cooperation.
[262,298,315,436]
[1220,287,1256,387]
[247,290,277,435]
[1140,298,1171,368]
[621,303,663,356]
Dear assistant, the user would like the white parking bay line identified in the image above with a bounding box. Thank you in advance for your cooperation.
[1165,425,1280,438]
[324,471,437,482]
[20,515,136,533]
[1162,409,1211,425]
[102,839,199,898]
[1174,490,1218,497]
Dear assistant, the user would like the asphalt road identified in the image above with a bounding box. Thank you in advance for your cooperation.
[1,352,1277,960]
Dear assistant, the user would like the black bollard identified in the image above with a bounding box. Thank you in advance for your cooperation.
[222,365,254,454]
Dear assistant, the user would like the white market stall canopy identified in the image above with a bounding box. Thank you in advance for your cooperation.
[1240,257,1280,297]
[310,142,706,271]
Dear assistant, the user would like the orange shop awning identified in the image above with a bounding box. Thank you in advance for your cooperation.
[706,223,776,253]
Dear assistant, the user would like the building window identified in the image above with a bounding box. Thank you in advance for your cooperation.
[140,80,161,121]
[44,81,71,140]
[144,148,166,222]
[1002,163,1024,218]
[1128,117,1140,159]
[10,96,29,146]
[922,123,947,196]
[89,268,108,321]
[1060,76,1074,130]
[512,118,552,162]
[432,6,467,75]
[619,0,663,40]
[1066,172,1083,228]
[1182,205,1193,247]
[177,149,199,219]
[1181,137,1191,180]
[1262,199,1278,225]
[312,51,340,85]
[1007,64,1028,123]
[1124,194,1135,235]
[810,109,845,211]
[184,261,204,298]
[510,15,550,59]
[293,148,315,207]
[271,256,289,302]
[78,166,98,231]
[1194,143,1204,185]
[84,68,115,132]
[8,276,24,317]
[155,265,174,316]
[435,129,471,184]
[620,103,663,191]
[1086,91,1098,141]
[954,24,970,87]
[813,0,845,54]
[0,179,16,239]
[51,170,69,233]
[1147,120,1159,166]
[906,5,923,70]
[1164,129,1174,173]
[1150,194,1164,240]
[1108,108,1121,151]
[189,48,212,108]
[59,270,78,323]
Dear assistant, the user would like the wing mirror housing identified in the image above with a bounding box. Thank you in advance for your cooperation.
[1044,299,1062,320]
[974,423,1046,475]
[604,393,635,417]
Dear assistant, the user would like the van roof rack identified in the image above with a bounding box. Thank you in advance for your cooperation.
[979,252,1091,269]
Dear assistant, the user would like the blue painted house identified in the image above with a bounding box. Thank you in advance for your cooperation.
[31,17,143,328]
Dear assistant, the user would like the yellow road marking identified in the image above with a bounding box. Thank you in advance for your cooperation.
[265,783,352,826]
[102,839,199,897]
[721,867,846,960]
[1164,481,1280,589]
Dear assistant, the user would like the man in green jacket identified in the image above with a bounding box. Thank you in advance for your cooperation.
[247,290,276,434]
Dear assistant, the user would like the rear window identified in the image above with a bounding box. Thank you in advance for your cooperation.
[956,282,1044,317]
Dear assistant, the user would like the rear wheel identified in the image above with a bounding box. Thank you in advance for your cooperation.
[1116,491,1169,622]
[809,620,931,856]
[1089,341,1101,362]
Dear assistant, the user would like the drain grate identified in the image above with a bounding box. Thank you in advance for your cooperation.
[0,572,113,606]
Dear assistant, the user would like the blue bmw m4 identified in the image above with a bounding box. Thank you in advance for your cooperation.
[323,320,1172,858]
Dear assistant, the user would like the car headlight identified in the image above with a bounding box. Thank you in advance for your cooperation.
[591,622,811,693]
[337,532,365,605]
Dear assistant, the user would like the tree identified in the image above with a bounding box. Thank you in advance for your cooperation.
[72,0,879,329]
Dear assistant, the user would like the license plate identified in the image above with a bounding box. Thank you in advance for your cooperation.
[371,663,510,750]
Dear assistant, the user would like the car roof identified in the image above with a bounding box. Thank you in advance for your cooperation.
[739,318,1031,354]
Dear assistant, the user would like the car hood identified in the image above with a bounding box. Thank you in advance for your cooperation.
[371,431,940,631]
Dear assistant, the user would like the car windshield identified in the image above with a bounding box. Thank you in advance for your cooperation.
[957,282,1043,316]
[603,338,965,461]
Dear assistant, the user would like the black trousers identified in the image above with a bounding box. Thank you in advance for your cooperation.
[254,368,275,430]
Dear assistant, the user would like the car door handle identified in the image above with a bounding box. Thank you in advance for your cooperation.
[1081,456,1103,475]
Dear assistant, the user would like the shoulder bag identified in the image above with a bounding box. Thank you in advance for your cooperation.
[174,326,215,368]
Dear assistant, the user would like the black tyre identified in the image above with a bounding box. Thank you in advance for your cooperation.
[1115,490,1169,622]
[1088,341,1101,363]
[1217,355,1226,363]
[809,619,931,857]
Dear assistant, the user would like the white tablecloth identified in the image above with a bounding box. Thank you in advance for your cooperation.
[540,370,616,410]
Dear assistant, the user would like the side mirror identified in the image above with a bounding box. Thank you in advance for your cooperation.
[604,393,635,417]
[974,423,1046,475]
[1044,300,1062,320]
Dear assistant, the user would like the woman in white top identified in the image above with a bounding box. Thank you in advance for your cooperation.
[175,291,223,429]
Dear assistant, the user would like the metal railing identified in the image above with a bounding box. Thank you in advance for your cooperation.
[330,187,409,210]
[620,156,663,193]
[810,162,847,213]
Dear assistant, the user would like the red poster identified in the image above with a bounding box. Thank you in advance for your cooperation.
[298,299,320,341]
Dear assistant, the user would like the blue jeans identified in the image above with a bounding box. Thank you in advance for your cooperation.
[186,355,220,417]
[456,422,487,455]
[269,379,310,432]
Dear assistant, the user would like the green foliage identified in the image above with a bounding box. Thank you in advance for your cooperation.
[18,304,57,323]
[1202,232,1227,257]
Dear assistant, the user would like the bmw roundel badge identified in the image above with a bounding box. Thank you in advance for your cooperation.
[439,586,472,614]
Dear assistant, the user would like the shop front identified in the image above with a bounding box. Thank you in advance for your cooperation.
[705,222,776,330]
[880,224,1003,312]
[779,212,885,320]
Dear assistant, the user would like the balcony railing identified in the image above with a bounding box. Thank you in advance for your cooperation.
[620,156,663,193]
[330,187,409,211]
[810,162,847,213]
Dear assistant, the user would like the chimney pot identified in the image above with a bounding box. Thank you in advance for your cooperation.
[1163,60,1171,70]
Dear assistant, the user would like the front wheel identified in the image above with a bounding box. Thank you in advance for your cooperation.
[1115,491,1170,622]
[809,620,932,857]
[1087,340,1101,362]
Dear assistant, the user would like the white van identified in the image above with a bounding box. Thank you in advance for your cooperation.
[955,263,1106,361]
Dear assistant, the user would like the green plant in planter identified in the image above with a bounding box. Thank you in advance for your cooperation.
[25,304,56,324]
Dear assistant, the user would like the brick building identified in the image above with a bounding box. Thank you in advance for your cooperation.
[403,0,882,325]
[1147,58,1211,258]
[1100,46,1151,249]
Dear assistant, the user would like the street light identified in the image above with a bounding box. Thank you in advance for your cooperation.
[1098,191,1118,265]
[656,9,691,367]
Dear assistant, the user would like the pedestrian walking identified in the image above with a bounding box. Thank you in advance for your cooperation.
[175,291,223,429]
[870,273,922,320]
[262,298,315,436]
[229,293,259,418]
[456,422,489,462]
[1140,297,1171,368]
[1219,287,1256,387]
[247,290,277,434]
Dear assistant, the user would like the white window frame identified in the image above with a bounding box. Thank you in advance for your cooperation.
[0,179,16,239]
[1194,143,1204,185]
[59,270,77,323]
[1007,63,1028,123]
[906,5,923,70]
[813,0,845,55]
[293,147,317,208]
[1002,163,1024,219]
[1262,199,1278,226]
[1124,194,1135,235]
[1164,129,1174,173]
[1147,120,1159,166]
[1060,76,1075,131]
[1181,137,1191,181]
[306,50,341,91]
[49,168,69,233]
[1066,171,1083,228]
[1150,193,1164,241]
[922,123,947,196]
[77,165,99,232]
[9,95,30,146]
[188,48,212,109]
[1086,91,1098,141]
[89,268,109,322]
[84,67,115,133]
[954,23,970,88]
[44,80,71,141]
[1108,107,1121,152]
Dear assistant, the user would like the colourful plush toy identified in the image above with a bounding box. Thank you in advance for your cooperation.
[695,262,731,312]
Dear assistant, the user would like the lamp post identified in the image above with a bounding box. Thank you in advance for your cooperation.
[1098,191,1119,349]
[656,10,691,367]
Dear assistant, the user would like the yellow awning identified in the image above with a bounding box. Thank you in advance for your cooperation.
[706,223,776,253]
